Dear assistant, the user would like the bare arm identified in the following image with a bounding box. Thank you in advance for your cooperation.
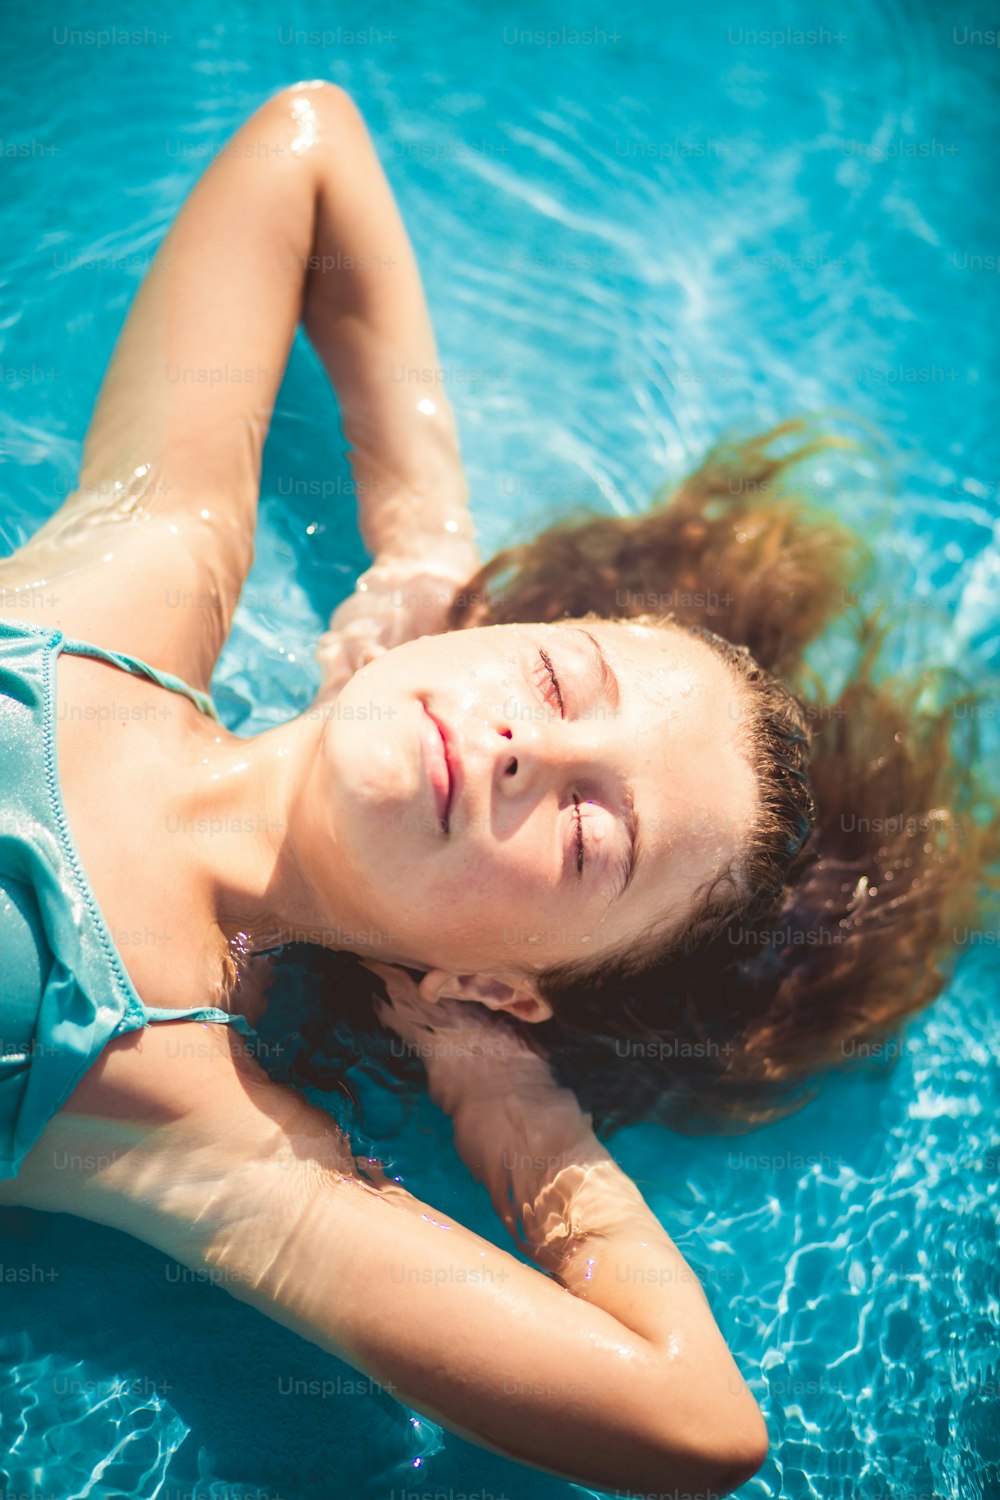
[368,963,769,1475]
[71,80,474,565]
[296,93,474,567]
[7,1019,766,1496]
[2,83,475,682]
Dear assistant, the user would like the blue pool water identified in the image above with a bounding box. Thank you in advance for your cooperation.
[2,1,999,1497]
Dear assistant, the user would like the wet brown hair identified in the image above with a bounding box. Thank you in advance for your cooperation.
[297,421,997,1136]
[436,420,1000,1132]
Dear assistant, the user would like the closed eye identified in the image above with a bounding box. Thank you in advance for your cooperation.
[538,649,586,877]
[537,648,565,716]
[549,625,642,906]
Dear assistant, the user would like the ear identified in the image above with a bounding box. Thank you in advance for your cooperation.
[417,968,553,1024]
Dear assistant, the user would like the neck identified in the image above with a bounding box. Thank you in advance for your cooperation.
[171,710,324,955]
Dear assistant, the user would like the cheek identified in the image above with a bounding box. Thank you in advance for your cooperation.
[424,835,555,916]
[322,704,417,827]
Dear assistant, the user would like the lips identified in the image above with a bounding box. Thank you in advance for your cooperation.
[420,702,454,831]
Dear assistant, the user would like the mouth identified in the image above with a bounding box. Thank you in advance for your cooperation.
[419,701,456,833]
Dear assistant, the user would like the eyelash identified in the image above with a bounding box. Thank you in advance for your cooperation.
[537,649,585,877]
[537,648,564,716]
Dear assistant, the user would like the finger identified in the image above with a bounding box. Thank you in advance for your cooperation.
[361,959,425,1012]
[359,957,406,985]
[371,998,397,1031]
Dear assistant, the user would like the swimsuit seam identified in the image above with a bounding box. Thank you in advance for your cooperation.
[3,614,252,1036]
[42,625,148,1026]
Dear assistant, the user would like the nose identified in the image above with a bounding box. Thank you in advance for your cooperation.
[492,708,605,804]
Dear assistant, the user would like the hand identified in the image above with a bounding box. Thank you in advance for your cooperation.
[314,543,480,698]
[361,962,601,1256]
[361,960,543,1081]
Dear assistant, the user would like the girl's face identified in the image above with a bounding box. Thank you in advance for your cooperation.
[300,618,756,989]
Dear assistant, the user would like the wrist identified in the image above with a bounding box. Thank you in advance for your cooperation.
[373,524,479,574]
[361,471,478,562]
[424,1034,552,1115]
[364,543,478,585]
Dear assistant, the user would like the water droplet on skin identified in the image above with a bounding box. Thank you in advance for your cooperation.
[289,96,318,154]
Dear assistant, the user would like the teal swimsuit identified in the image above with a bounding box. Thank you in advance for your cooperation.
[0,614,253,1180]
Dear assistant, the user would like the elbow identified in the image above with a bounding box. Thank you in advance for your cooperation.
[634,1406,769,1498]
[701,1413,770,1494]
[265,79,363,130]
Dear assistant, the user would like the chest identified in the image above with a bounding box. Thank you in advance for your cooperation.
[53,653,235,1013]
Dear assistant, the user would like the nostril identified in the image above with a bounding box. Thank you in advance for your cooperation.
[500,727,512,740]
[505,757,518,776]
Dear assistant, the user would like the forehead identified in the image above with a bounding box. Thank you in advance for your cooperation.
[553,615,739,714]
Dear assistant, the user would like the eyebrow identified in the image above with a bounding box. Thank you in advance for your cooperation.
[571,627,621,709]
[567,626,640,904]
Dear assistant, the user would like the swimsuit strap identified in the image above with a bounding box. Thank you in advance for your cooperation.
[60,634,220,722]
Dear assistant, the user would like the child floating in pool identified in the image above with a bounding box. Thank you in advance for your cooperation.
[0,83,991,1496]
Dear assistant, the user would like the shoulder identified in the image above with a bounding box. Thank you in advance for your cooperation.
[0,508,232,692]
[3,1021,354,1218]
